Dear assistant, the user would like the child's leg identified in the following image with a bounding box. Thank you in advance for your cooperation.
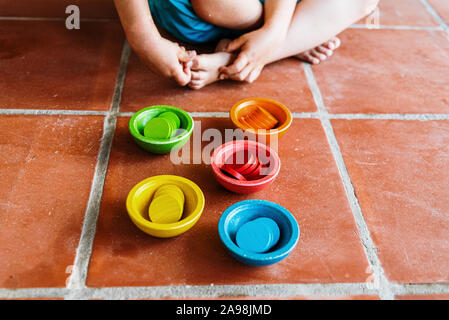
[189,0,379,89]
[267,0,379,63]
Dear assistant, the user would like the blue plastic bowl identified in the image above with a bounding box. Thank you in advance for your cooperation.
[218,200,300,266]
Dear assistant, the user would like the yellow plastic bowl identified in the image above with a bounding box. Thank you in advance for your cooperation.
[126,175,205,238]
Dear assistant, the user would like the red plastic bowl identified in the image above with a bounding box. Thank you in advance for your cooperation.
[211,140,281,194]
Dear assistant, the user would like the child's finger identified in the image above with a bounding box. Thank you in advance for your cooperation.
[184,64,191,78]
[230,64,253,82]
[172,66,191,86]
[177,50,190,62]
[245,65,263,83]
[177,49,196,63]
[220,53,249,76]
[225,36,245,53]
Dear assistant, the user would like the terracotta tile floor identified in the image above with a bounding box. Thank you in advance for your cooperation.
[0,115,104,288]
[1,0,449,300]
[87,118,369,287]
[428,0,449,23]
[120,55,316,113]
[357,0,440,26]
[0,21,124,111]
[332,120,449,283]
[313,28,449,114]
[0,0,118,19]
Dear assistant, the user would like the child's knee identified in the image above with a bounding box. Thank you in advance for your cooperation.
[191,0,263,30]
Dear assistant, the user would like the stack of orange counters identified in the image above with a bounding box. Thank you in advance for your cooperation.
[236,217,280,253]
[148,184,185,224]
[241,106,278,130]
[144,111,181,139]
[220,150,263,181]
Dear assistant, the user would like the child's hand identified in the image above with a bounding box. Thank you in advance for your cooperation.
[218,27,282,83]
[138,38,196,86]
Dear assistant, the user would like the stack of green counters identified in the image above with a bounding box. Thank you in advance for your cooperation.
[143,111,181,139]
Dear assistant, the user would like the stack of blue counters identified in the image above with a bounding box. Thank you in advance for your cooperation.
[236,217,280,253]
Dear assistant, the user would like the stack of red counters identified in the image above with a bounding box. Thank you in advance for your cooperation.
[220,150,263,181]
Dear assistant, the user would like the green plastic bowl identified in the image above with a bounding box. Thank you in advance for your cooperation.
[129,106,194,154]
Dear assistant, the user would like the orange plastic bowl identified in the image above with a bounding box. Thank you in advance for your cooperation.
[230,98,292,143]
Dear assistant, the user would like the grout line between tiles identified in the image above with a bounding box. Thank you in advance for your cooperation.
[120,111,320,119]
[419,0,449,37]
[2,282,449,300]
[73,283,378,300]
[1,109,449,120]
[65,41,131,298]
[302,62,394,300]
[0,288,69,299]
[0,284,377,300]
[391,283,449,297]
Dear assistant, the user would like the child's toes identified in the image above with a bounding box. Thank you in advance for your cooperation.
[191,71,206,81]
[316,45,333,57]
[301,52,320,65]
[191,55,209,71]
[188,80,205,90]
[311,49,327,62]
[189,79,204,87]
[325,37,341,50]
[324,41,334,51]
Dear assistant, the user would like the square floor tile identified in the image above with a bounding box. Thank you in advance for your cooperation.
[120,54,316,113]
[0,21,123,110]
[332,119,449,283]
[358,0,440,26]
[0,115,105,288]
[0,0,117,19]
[86,117,369,287]
[314,29,449,114]
[428,0,449,23]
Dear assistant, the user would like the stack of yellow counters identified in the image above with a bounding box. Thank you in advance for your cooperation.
[148,184,185,224]
[144,111,181,140]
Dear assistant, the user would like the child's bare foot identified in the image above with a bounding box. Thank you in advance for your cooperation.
[295,37,341,65]
[189,39,235,90]
[188,52,235,89]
